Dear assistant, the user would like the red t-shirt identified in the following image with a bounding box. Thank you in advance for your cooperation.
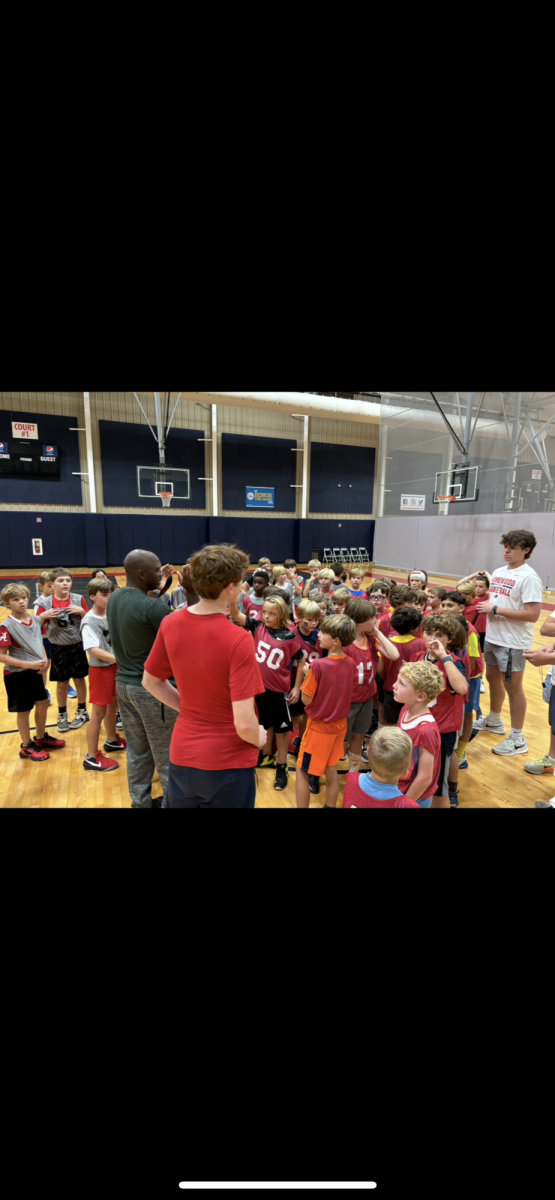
[474,594,489,634]
[463,603,479,626]
[378,612,393,639]
[398,708,442,799]
[382,635,427,692]
[295,628,324,669]
[345,638,380,702]
[466,621,484,678]
[249,620,304,693]
[410,651,467,734]
[302,655,356,724]
[144,610,264,770]
[343,773,419,808]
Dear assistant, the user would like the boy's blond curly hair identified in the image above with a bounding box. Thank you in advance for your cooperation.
[399,661,444,702]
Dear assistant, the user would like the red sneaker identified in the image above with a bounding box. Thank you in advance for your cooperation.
[19,743,50,761]
[104,735,127,752]
[83,751,119,773]
[34,734,66,750]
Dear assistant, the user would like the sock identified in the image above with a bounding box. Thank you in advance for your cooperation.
[489,711,502,723]
[59,706,67,715]
[448,781,459,792]
[456,740,468,760]
[511,728,524,740]
[78,703,87,712]
[349,753,362,771]
[86,753,97,761]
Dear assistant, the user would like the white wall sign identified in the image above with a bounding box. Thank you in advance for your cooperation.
[32,539,43,556]
[12,421,38,439]
[401,494,426,512]
[532,469,542,480]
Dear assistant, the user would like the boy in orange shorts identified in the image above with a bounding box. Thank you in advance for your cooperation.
[81,578,127,772]
[296,614,357,809]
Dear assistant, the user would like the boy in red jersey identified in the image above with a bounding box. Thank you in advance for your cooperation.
[412,614,469,808]
[428,586,447,613]
[332,588,352,615]
[296,614,357,809]
[342,727,419,809]
[367,581,391,617]
[382,607,427,726]
[378,585,419,639]
[231,593,305,792]
[456,581,479,627]
[458,571,491,651]
[36,568,90,732]
[0,584,66,761]
[393,661,443,808]
[344,598,400,772]
[237,569,270,619]
[289,600,324,753]
[441,593,484,778]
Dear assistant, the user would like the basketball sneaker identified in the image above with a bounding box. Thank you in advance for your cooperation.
[361,745,369,765]
[524,755,555,775]
[116,712,124,732]
[34,733,66,751]
[19,742,50,761]
[274,764,289,791]
[492,734,528,757]
[68,686,77,698]
[309,774,320,795]
[104,735,127,752]
[257,751,275,768]
[83,751,119,773]
[473,715,506,735]
[58,711,87,732]
[536,799,555,808]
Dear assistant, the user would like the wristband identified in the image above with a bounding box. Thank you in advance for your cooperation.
[492,604,498,616]
[441,656,453,664]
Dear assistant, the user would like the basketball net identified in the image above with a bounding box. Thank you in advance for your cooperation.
[438,495,457,517]
[159,492,173,508]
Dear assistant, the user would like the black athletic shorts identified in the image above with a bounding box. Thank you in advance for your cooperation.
[50,642,89,682]
[4,670,49,713]
[376,675,385,704]
[384,690,404,726]
[167,763,256,809]
[479,631,486,652]
[256,690,294,735]
[435,731,458,797]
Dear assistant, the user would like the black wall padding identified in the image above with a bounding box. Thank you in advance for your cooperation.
[222,433,297,513]
[99,421,206,509]
[310,441,376,515]
[0,412,82,506]
[1,514,375,568]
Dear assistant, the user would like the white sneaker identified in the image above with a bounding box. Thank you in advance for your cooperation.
[473,715,506,734]
[492,734,528,757]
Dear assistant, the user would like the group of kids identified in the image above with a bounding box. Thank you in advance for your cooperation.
[0,554,492,808]
[0,569,126,772]
[225,558,491,808]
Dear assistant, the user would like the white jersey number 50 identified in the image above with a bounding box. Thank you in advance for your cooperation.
[257,641,285,671]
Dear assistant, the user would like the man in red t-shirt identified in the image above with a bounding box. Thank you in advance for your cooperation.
[144,544,266,809]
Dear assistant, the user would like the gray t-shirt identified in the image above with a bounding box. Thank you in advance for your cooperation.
[0,615,45,672]
[36,593,86,645]
[81,611,114,668]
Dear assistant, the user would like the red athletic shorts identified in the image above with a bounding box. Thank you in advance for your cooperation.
[89,663,118,706]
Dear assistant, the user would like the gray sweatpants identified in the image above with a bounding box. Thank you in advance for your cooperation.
[116,681,177,809]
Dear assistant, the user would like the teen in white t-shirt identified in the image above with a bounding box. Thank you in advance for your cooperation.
[474,531,543,757]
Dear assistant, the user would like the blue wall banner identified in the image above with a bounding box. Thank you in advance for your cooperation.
[246,487,275,509]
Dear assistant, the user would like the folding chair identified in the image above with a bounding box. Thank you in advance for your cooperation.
[350,547,361,564]
[359,548,368,562]
[340,548,350,563]
[333,547,342,562]
[323,548,333,564]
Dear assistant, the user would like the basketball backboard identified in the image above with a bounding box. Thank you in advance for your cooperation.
[433,464,479,505]
[137,466,190,501]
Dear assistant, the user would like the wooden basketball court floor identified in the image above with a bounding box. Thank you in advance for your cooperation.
[1,567,554,809]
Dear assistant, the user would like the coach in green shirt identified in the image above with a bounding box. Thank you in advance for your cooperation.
[108,551,178,809]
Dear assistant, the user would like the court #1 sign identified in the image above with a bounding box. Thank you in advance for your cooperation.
[247,487,275,509]
[401,494,426,512]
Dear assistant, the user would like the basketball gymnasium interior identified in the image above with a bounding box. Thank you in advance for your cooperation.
[1,389,554,809]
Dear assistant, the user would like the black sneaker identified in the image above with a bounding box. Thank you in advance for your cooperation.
[449,790,459,808]
[291,736,301,757]
[309,774,320,795]
[116,712,124,732]
[361,745,369,765]
[258,751,275,768]
[275,764,288,791]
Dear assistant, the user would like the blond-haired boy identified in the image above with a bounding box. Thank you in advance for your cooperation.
[392,661,443,808]
[0,584,66,761]
[342,726,419,808]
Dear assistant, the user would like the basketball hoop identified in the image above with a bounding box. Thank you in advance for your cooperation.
[438,495,457,516]
[159,492,173,508]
